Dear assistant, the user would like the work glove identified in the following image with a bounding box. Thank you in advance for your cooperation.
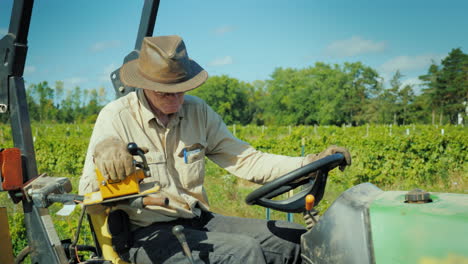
[304,145,352,171]
[93,137,135,181]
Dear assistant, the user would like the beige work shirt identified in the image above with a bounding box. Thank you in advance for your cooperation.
[79,89,306,227]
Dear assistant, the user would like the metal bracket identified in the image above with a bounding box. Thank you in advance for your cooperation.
[0,104,7,113]
[23,174,72,208]
[110,50,139,98]
[0,14,30,114]
[0,34,15,114]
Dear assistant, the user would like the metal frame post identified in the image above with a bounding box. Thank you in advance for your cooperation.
[111,0,160,98]
[1,1,68,262]
[1,1,161,262]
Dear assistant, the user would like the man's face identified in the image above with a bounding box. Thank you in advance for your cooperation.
[144,89,185,114]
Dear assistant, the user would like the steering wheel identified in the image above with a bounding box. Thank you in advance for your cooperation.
[245,153,345,213]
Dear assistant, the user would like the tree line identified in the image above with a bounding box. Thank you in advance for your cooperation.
[190,48,467,126]
[0,81,106,124]
[1,48,466,126]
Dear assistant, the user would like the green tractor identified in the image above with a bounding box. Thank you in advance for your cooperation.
[1,1,467,263]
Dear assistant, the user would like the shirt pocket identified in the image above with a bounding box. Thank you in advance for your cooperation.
[142,150,168,188]
[177,142,207,189]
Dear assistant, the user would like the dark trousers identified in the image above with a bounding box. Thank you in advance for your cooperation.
[119,211,306,264]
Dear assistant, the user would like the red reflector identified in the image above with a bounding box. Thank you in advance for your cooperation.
[0,148,23,191]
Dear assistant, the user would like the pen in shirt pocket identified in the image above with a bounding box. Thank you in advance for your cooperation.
[183,148,202,164]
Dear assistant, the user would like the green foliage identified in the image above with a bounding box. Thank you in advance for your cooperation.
[260,62,382,125]
[23,81,106,124]
[188,75,256,125]
[419,48,468,124]
[231,124,467,189]
[32,123,92,176]
[8,206,28,255]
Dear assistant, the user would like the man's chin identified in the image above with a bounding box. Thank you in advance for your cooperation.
[161,107,180,114]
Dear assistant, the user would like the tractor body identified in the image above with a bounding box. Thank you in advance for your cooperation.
[301,183,468,264]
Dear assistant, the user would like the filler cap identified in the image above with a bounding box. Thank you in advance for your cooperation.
[405,188,432,204]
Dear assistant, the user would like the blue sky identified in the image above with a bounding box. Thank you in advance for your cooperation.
[1,0,467,100]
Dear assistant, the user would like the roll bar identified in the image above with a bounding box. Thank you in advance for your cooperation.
[0,1,160,263]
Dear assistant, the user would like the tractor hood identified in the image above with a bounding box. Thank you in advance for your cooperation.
[301,183,468,264]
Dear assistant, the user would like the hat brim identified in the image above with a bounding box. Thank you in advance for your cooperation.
[120,58,208,93]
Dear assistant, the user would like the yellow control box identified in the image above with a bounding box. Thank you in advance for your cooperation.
[96,168,145,199]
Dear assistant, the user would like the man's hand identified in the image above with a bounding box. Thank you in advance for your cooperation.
[304,145,352,171]
[93,137,135,181]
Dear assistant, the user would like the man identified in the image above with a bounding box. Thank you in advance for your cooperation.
[79,35,351,264]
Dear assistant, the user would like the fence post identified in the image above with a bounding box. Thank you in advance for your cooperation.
[301,137,305,156]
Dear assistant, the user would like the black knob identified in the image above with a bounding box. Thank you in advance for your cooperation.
[127,142,150,177]
[127,142,139,155]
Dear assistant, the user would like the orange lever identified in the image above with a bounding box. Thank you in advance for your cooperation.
[305,194,315,211]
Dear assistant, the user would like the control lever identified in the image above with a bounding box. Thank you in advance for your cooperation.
[304,194,319,230]
[127,143,150,176]
[172,225,195,264]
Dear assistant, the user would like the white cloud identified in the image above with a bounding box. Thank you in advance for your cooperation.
[90,40,121,52]
[326,36,387,57]
[0,28,7,35]
[401,77,426,94]
[401,77,422,88]
[380,54,443,73]
[99,63,118,82]
[214,25,235,35]
[208,56,233,66]
[24,66,36,74]
[64,77,88,87]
